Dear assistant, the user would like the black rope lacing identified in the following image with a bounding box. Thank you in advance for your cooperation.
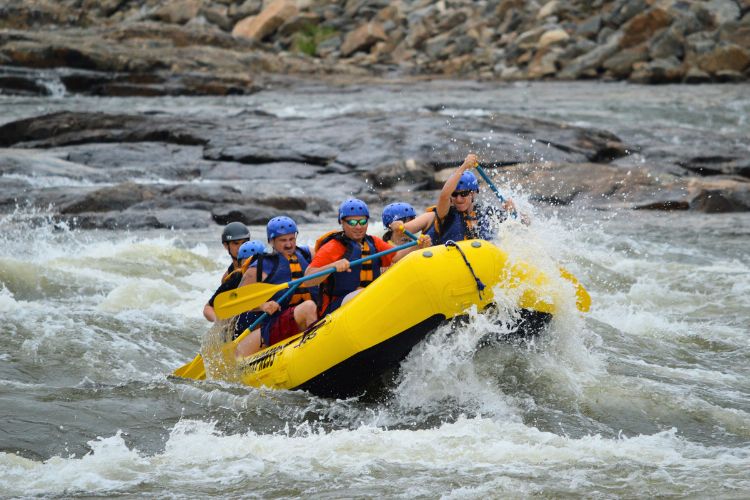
[445,240,486,300]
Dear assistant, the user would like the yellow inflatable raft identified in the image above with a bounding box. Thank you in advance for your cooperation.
[207,239,590,398]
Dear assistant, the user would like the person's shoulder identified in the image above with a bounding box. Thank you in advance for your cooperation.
[312,238,345,263]
[319,238,345,252]
[371,235,393,250]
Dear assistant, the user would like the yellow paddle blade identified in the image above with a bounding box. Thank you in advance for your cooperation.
[172,327,255,381]
[559,267,591,313]
[172,353,207,380]
[213,282,288,319]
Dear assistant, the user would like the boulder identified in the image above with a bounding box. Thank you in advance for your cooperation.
[686,178,750,212]
[341,21,387,57]
[696,43,750,74]
[537,1,560,19]
[150,0,202,25]
[527,47,562,78]
[620,8,672,48]
[576,15,602,39]
[606,0,648,27]
[719,16,750,49]
[231,0,298,41]
[58,182,169,214]
[558,31,623,79]
[603,44,649,78]
[515,27,546,50]
[228,0,262,22]
[679,156,750,178]
[700,0,741,25]
[538,28,569,48]
[715,70,746,82]
[649,27,684,60]
[683,66,712,83]
[365,158,434,189]
[630,57,685,83]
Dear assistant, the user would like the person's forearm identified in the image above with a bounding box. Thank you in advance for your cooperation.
[304,265,333,285]
[436,170,462,217]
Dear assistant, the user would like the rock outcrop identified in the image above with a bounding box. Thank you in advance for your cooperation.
[2,0,749,97]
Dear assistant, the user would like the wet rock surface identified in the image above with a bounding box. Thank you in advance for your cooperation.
[1,80,747,230]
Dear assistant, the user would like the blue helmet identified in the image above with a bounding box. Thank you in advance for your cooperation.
[338,198,369,222]
[382,202,417,227]
[266,216,298,241]
[238,240,266,262]
[456,171,479,192]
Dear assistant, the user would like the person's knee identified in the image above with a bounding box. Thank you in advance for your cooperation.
[295,301,317,325]
[341,289,361,305]
[235,328,261,357]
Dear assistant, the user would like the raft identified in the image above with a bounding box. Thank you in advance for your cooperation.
[208,239,590,398]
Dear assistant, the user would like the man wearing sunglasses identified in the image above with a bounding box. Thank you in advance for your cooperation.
[421,153,516,245]
[305,198,431,316]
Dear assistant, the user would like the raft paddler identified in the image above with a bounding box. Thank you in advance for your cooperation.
[412,153,518,246]
[235,216,319,357]
[203,239,266,324]
[381,202,418,245]
[382,201,437,245]
[305,198,431,316]
[202,221,252,321]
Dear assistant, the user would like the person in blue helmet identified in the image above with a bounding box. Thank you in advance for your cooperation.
[416,153,517,245]
[235,216,319,357]
[381,201,438,245]
[304,198,431,316]
[203,239,266,323]
[381,202,417,245]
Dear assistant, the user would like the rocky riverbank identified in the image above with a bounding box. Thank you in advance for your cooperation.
[1,0,749,97]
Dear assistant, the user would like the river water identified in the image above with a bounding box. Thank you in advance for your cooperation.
[1,82,749,497]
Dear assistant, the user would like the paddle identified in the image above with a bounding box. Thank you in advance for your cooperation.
[172,283,301,380]
[475,165,517,219]
[214,238,420,320]
[475,164,591,312]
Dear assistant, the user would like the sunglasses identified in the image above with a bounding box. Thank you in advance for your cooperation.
[451,190,472,198]
[344,218,369,227]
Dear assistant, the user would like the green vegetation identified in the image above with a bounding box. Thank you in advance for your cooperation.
[291,23,338,57]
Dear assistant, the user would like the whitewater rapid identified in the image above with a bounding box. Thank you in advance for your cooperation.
[1,81,749,497]
[1,203,748,497]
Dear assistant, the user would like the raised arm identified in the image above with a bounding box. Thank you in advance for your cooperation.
[436,153,478,219]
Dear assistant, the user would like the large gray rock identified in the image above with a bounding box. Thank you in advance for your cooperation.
[649,27,685,60]
[603,44,649,78]
[558,32,623,79]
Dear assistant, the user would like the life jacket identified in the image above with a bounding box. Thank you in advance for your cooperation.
[255,246,318,306]
[314,231,381,316]
[221,262,238,283]
[248,246,316,346]
[425,204,494,245]
[223,256,264,339]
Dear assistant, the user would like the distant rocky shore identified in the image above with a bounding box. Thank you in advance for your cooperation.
[1,0,750,97]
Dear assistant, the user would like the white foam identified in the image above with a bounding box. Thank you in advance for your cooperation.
[2,418,748,497]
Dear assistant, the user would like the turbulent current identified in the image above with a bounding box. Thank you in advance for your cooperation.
[1,82,749,497]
